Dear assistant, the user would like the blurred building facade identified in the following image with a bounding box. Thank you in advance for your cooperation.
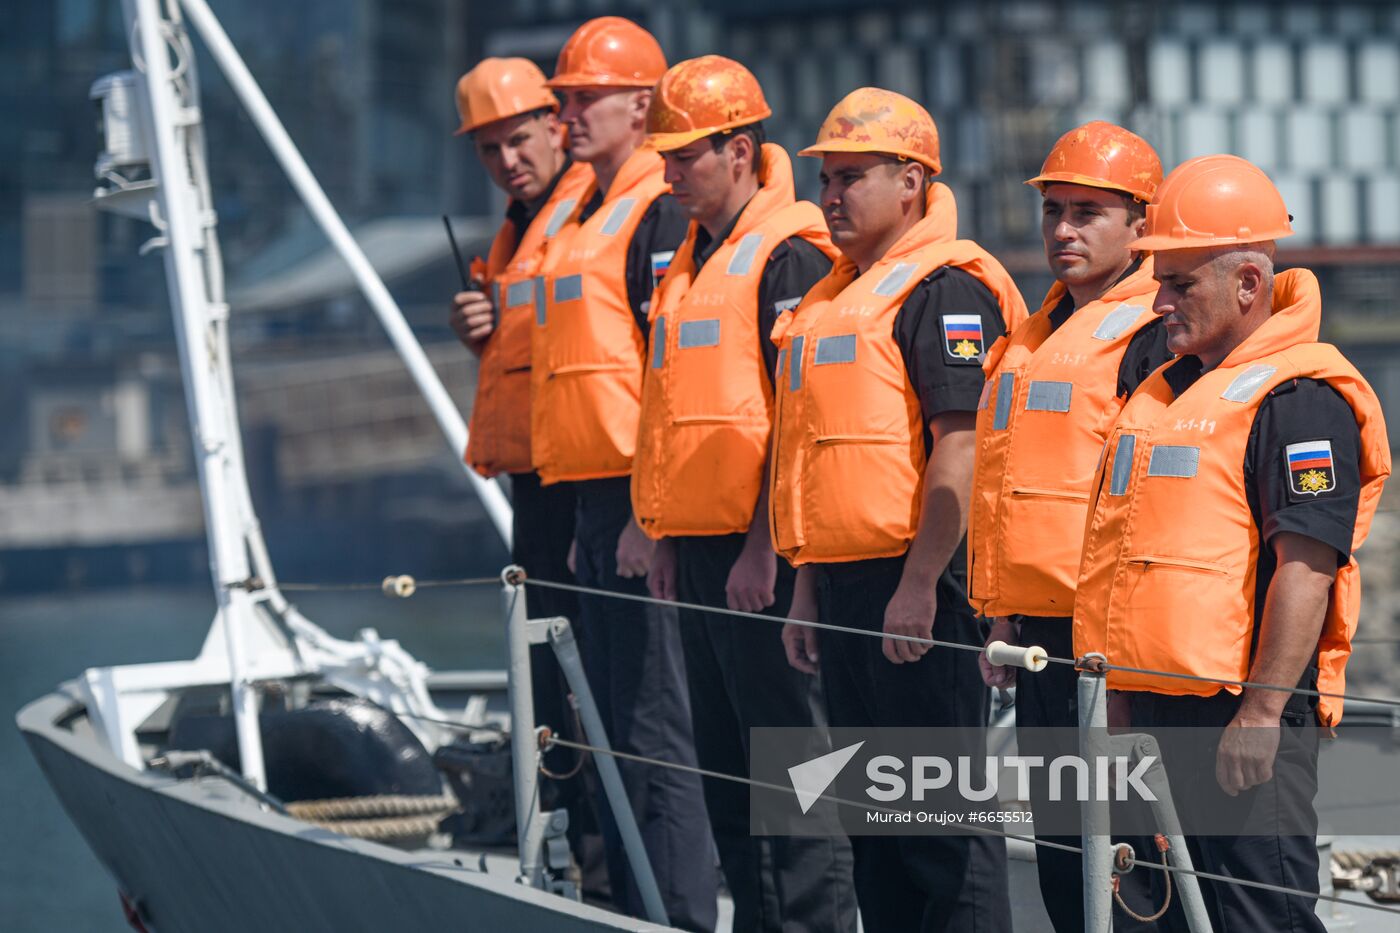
[2,0,1398,589]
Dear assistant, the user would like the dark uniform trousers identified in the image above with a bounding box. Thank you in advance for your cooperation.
[1013,617,1171,933]
[815,555,1012,933]
[675,533,858,933]
[1133,691,1326,933]
[571,476,719,932]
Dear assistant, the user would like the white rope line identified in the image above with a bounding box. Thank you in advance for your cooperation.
[520,576,1400,711]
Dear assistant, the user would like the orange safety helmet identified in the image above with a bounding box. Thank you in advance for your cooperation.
[454,58,558,136]
[1130,154,1295,252]
[1026,120,1162,203]
[799,87,941,175]
[645,55,772,151]
[545,16,667,90]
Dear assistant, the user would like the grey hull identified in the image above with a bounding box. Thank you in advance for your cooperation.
[18,686,665,933]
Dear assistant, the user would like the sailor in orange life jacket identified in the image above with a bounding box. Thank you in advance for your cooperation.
[445,57,594,853]
[968,122,1170,933]
[630,56,856,933]
[533,18,716,932]
[771,88,1027,932]
[1073,155,1389,933]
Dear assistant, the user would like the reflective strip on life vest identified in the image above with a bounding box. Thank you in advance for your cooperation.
[545,199,576,237]
[992,373,1015,430]
[651,317,667,369]
[1147,445,1200,478]
[554,274,583,303]
[1109,434,1136,495]
[678,318,721,348]
[814,334,857,365]
[726,234,764,276]
[534,275,547,324]
[1025,380,1072,412]
[1093,303,1147,341]
[600,198,636,236]
[872,261,917,297]
[505,279,533,307]
[1221,364,1279,403]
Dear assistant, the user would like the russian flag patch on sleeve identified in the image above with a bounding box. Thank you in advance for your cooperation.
[941,314,985,363]
[650,251,675,290]
[1285,439,1335,497]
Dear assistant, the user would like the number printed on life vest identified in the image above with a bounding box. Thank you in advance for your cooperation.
[688,292,728,307]
[1050,351,1088,366]
[838,304,876,318]
[1172,418,1217,434]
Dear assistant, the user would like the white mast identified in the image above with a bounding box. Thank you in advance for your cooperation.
[82,0,506,789]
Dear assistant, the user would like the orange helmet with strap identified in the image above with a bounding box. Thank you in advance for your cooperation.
[545,17,666,89]
[799,87,941,175]
[1131,154,1294,251]
[1026,121,1162,203]
[453,58,558,136]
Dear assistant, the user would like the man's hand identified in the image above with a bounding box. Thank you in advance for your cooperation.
[783,568,820,675]
[726,540,777,612]
[882,574,936,664]
[782,624,819,675]
[1215,713,1282,797]
[978,616,1020,687]
[449,289,496,354]
[648,537,678,601]
[615,518,655,579]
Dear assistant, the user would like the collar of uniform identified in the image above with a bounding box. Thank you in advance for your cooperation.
[693,199,747,270]
[1162,354,1205,398]
[505,157,573,233]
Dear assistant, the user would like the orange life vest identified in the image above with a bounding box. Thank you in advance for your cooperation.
[1073,269,1391,726]
[465,162,593,477]
[531,149,671,484]
[631,145,837,538]
[768,183,1029,566]
[967,259,1161,617]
